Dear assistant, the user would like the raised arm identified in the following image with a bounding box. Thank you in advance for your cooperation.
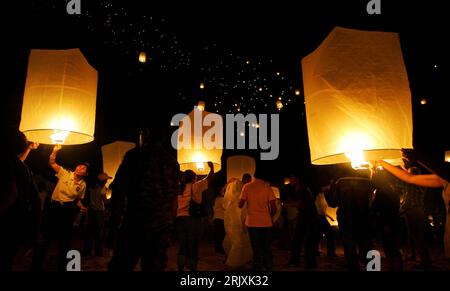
[49,144,62,173]
[378,160,444,188]
[19,142,39,162]
[402,149,450,183]
[206,161,214,185]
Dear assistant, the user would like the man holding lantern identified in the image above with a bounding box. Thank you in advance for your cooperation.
[32,144,88,271]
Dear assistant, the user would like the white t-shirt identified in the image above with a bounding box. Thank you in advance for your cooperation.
[176,177,209,217]
[51,168,86,203]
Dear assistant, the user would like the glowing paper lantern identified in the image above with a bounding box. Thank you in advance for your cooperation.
[226,155,256,181]
[197,101,205,111]
[445,151,450,163]
[101,141,136,187]
[302,27,413,167]
[20,49,98,145]
[276,100,283,111]
[177,105,223,175]
[139,51,147,63]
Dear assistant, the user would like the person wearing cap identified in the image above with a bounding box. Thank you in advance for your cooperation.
[32,144,88,271]
[83,172,111,257]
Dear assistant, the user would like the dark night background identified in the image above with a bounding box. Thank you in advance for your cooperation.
[2,0,449,190]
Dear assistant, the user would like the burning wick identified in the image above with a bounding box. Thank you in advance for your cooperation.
[345,150,370,170]
[50,130,69,144]
[196,162,205,171]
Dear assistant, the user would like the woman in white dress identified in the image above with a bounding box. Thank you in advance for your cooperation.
[222,179,253,268]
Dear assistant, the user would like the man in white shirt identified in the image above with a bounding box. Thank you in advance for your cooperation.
[32,144,88,271]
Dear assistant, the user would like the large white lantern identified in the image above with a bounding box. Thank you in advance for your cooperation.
[177,105,223,175]
[101,141,136,187]
[226,155,256,182]
[302,27,413,168]
[20,48,98,145]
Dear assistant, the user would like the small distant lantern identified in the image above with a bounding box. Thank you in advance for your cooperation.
[302,27,413,168]
[295,89,301,96]
[20,49,98,145]
[420,98,427,105]
[102,141,136,188]
[200,82,205,89]
[139,51,147,63]
[227,155,256,182]
[276,100,283,110]
[197,101,205,111]
[445,151,450,163]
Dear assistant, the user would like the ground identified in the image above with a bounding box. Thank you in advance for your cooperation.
[13,236,450,271]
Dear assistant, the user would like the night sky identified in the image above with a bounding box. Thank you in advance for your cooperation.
[3,0,449,188]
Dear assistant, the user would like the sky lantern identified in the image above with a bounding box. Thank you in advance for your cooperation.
[302,27,413,169]
[226,155,256,182]
[276,99,283,111]
[19,49,98,145]
[138,51,147,63]
[445,151,450,163]
[176,102,223,175]
[101,141,136,188]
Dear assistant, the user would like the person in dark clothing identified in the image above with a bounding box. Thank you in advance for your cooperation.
[212,186,226,254]
[83,173,110,257]
[371,168,403,271]
[0,128,41,271]
[286,175,319,268]
[398,167,430,268]
[315,188,336,257]
[107,132,180,271]
[325,170,374,271]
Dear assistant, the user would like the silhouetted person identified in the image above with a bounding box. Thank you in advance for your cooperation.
[212,186,225,254]
[315,187,336,257]
[379,149,450,262]
[83,172,110,257]
[286,175,318,268]
[398,167,430,268]
[107,133,179,271]
[0,128,40,271]
[372,168,403,271]
[325,170,374,271]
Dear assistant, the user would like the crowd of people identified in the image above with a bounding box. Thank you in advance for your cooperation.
[1,127,450,271]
